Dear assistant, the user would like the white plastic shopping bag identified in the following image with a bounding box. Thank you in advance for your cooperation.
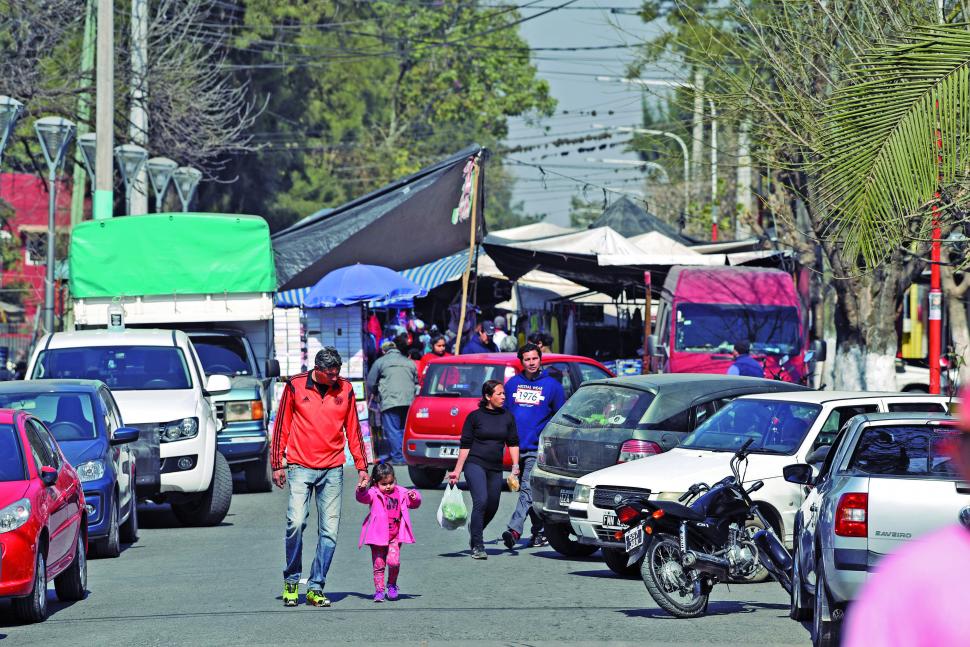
[436,483,469,530]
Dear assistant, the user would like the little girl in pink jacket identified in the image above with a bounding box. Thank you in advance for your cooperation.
[355,463,422,602]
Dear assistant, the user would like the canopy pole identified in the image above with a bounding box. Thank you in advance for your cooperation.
[454,155,482,355]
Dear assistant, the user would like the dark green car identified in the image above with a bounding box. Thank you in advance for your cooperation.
[531,374,809,561]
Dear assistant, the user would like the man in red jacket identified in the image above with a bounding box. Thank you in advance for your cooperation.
[271,347,369,607]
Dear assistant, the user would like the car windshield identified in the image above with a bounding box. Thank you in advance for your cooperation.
[191,335,253,376]
[0,393,97,441]
[32,346,193,391]
[675,303,801,355]
[846,424,961,479]
[421,363,513,398]
[551,385,654,430]
[0,424,26,482]
[681,398,822,455]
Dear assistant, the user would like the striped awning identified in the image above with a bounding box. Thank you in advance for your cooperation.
[275,250,471,308]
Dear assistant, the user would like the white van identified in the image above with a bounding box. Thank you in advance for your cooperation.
[568,391,952,550]
[27,329,234,526]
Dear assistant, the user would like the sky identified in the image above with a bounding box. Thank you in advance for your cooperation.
[504,1,667,226]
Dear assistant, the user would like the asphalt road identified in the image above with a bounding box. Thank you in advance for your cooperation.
[0,467,812,646]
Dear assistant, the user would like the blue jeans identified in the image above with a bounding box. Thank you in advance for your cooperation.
[507,452,543,537]
[284,466,343,591]
[380,406,408,463]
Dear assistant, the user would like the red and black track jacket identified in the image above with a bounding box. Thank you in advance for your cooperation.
[270,372,367,472]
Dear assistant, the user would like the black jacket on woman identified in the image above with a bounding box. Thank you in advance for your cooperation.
[460,405,519,471]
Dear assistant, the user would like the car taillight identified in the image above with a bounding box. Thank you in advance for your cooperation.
[616,505,639,525]
[617,440,662,463]
[835,492,868,537]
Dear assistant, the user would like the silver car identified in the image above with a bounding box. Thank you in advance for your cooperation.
[784,412,964,647]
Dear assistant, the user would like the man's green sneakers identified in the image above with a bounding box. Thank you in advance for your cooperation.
[306,590,331,607]
[283,582,299,607]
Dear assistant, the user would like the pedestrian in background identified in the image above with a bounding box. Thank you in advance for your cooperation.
[356,463,422,603]
[448,380,520,559]
[367,340,418,464]
[727,340,763,377]
[528,331,553,355]
[271,347,369,608]
[492,315,509,349]
[462,321,499,354]
[418,335,451,385]
[502,343,565,549]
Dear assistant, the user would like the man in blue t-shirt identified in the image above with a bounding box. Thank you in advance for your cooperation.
[501,343,566,549]
[727,340,763,378]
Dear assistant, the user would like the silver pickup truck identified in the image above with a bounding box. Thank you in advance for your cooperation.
[783,412,966,647]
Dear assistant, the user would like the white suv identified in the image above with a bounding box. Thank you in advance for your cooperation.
[27,329,234,526]
[568,391,952,552]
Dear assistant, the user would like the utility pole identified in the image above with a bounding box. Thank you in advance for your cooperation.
[129,0,149,215]
[710,101,718,241]
[736,116,753,238]
[94,0,114,219]
[691,69,705,218]
[929,0,945,394]
[70,0,96,227]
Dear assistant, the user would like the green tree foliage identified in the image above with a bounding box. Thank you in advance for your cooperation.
[203,0,556,231]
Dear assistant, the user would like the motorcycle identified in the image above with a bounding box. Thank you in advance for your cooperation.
[614,438,792,618]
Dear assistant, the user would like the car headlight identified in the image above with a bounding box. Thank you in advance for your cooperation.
[75,460,106,483]
[0,498,30,534]
[654,491,684,502]
[225,400,264,422]
[573,484,591,504]
[160,417,199,442]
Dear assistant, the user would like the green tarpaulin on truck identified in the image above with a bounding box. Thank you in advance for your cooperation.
[70,213,276,298]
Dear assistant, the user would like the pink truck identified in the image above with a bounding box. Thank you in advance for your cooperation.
[646,266,824,385]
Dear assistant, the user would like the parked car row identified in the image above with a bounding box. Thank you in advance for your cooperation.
[1,327,243,623]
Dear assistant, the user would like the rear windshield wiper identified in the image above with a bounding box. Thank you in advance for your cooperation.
[560,413,583,425]
[427,392,462,398]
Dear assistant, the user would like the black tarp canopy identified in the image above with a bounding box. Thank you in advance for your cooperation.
[273,146,487,291]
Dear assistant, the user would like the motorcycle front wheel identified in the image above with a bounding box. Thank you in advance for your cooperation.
[641,534,709,618]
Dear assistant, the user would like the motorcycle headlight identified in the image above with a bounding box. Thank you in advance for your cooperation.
[160,417,199,442]
[0,498,31,534]
[76,460,105,483]
[654,491,684,502]
[573,484,591,504]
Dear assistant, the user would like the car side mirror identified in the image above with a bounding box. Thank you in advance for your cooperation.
[40,465,58,486]
[265,359,281,378]
[205,374,232,396]
[810,339,827,363]
[647,334,665,358]
[804,445,831,466]
[783,463,814,486]
[111,426,140,446]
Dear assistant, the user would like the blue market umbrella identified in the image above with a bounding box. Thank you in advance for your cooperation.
[302,263,428,308]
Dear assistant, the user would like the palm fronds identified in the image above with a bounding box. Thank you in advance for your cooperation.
[815,25,970,268]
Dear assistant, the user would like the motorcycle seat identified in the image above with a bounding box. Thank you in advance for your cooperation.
[651,500,705,522]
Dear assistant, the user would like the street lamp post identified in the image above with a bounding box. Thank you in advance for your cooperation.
[171,166,202,212]
[34,116,76,334]
[76,132,97,186]
[114,144,148,216]
[0,96,25,167]
[594,124,690,225]
[146,157,178,212]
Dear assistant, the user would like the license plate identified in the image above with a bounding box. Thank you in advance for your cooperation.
[438,446,460,458]
[602,512,620,528]
[559,489,572,506]
[624,524,644,552]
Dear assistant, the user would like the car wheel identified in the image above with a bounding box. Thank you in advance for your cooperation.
[12,550,48,623]
[544,522,598,557]
[813,558,841,647]
[120,497,139,544]
[408,466,446,489]
[54,532,87,601]
[790,544,813,621]
[172,452,233,527]
[245,452,273,493]
[96,501,121,558]
[602,547,641,577]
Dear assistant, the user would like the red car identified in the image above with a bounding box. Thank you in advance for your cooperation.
[0,409,87,623]
[403,352,613,488]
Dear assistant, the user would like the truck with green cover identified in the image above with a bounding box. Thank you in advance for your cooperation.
[68,213,281,492]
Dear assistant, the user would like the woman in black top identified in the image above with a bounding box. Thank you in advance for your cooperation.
[448,379,520,559]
